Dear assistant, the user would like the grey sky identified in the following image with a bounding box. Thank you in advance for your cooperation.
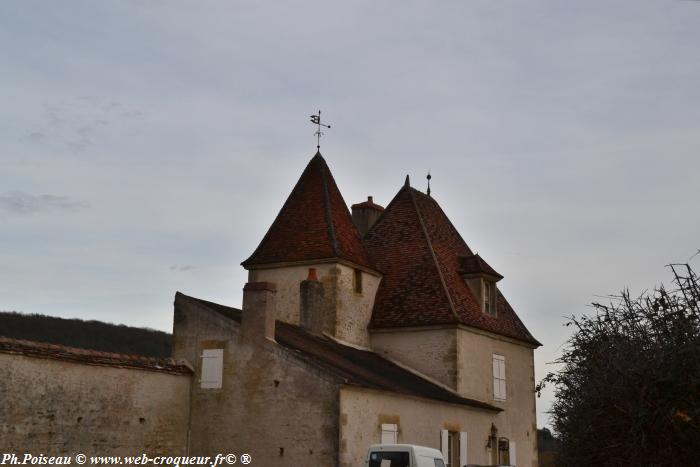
[2,1,699,428]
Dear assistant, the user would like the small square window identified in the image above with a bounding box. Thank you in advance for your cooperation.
[354,268,363,294]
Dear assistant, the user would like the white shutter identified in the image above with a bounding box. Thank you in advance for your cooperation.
[493,354,506,400]
[440,429,449,461]
[509,441,516,466]
[381,423,398,444]
[459,432,468,467]
[200,349,223,389]
[500,357,507,400]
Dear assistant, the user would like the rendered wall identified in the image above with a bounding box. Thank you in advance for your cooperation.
[370,327,458,388]
[457,327,538,466]
[340,386,514,467]
[172,294,342,467]
[0,353,190,457]
[368,326,538,466]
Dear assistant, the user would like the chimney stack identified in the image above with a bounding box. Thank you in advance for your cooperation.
[241,282,276,343]
[351,196,384,238]
[300,268,325,333]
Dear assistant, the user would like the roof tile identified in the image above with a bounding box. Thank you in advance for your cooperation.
[364,185,540,346]
[242,152,375,270]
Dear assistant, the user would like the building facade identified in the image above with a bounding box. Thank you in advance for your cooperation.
[1,151,540,467]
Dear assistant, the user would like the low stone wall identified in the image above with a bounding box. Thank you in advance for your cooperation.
[0,339,191,458]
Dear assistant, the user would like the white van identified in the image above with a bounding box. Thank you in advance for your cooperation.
[364,444,446,467]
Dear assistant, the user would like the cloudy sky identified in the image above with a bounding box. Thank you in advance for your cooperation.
[2,1,699,427]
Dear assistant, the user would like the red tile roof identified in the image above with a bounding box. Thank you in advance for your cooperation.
[363,185,540,346]
[351,196,385,212]
[0,336,192,375]
[242,152,375,270]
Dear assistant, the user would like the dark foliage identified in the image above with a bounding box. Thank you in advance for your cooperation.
[0,311,171,358]
[538,428,561,467]
[537,264,700,467]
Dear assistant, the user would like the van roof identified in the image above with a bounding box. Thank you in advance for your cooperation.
[368,444,444,458]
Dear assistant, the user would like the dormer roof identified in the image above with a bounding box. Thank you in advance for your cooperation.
[459,254,503,281]
[242,152,375,271]
[363,184,540,346]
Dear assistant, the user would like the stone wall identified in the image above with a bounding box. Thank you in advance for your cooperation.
[172,293,342,467]
[0,352,190,457]
[333,263,380,347]
[248,262,380,347]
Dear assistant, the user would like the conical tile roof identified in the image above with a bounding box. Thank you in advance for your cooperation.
[242,152,375,270]
[363,184,540,346]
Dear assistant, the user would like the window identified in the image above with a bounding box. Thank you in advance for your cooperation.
[484,280,496,316]
[368,451,409,467]
[200,348,223,389]
[447,431,458,467]
[498,438,511,465]
[440,430,467,467]
[354,268,363,294]
[493,354,506,400]
[381,423,398,444]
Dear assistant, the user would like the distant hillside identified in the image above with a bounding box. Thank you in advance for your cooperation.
[0,311,171,358]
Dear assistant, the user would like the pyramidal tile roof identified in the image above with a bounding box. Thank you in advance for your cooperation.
[363,184,540,346]
[242,152,375,270]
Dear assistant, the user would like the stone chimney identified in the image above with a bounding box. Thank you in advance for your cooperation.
[241,282,276,343]
[299,268,325,334]
[351,196,384,238]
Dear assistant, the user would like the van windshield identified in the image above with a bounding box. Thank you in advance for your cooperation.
[369,451,410,467]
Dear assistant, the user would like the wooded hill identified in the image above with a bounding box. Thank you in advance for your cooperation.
[0,311,171,358]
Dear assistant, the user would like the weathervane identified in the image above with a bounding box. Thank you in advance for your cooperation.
[310,110,331,151]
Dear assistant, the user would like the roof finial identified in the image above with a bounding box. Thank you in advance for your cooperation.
[404,174,410,187]
[310,110,331,152]
[426,171,431,197]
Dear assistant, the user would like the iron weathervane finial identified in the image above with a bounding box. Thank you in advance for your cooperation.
[310,110,331,151]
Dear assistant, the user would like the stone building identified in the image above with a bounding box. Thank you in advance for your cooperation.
[0,151,540,467]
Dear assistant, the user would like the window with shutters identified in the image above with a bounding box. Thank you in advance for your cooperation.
[200,348,223,389]
[380,423,398,444]
[441,430,467,467]
[493,354,506,401]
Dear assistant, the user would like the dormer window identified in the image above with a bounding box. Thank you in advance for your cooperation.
[458,254,503,317]
[484,281,494,316]
[483,279,496,316]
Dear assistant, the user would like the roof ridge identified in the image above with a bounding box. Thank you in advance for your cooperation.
[319,156,340,257]
[406,187,461,324]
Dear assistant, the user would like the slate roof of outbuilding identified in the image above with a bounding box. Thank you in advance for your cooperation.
[176,292,500,411]
[363,184,541,346]
[241,152,375,271]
